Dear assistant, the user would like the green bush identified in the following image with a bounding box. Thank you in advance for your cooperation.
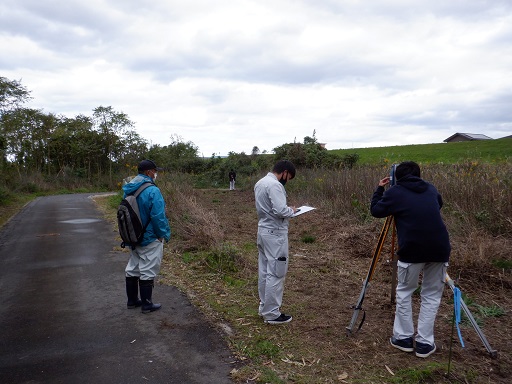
[492,259,512,271]
[0,187,13,206]
[203,243,239,274]
[301,234,316,243]
[107,192,122,210]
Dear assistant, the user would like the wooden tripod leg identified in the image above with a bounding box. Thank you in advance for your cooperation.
[346,216,393,335]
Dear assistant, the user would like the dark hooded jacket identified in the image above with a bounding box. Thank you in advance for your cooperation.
[370,175,450,263]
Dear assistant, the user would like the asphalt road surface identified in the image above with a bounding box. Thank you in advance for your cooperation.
[0,194,234,384]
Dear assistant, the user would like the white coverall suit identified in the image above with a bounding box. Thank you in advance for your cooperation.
[254,172,294,321]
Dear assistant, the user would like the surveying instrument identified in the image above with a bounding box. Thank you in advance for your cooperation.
[345,164,497,358]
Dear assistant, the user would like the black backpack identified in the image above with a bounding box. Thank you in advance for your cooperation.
[117,182,153,249]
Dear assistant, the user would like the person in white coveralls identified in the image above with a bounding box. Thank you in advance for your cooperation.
[254,160,297,324]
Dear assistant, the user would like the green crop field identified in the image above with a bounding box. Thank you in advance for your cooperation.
[330,138,511,165]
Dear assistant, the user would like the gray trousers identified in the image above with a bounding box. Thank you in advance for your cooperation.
[257,228,289,320]
[125,240,164,280]
[393,261,448,346]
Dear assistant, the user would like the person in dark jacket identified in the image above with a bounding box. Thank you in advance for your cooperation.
[229,169,237,190]
[370,161,450,358]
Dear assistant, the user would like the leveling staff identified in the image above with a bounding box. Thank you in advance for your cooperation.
[370,161,451,358]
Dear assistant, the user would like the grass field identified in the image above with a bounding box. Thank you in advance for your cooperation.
[142,151,512,384]
[150,179,511,384]
[0,139,512,384]
[3,138,505,383]
[330,138,511,165]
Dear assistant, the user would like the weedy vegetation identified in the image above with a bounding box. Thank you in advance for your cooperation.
[151,149,511,383]
[4,139,511,383]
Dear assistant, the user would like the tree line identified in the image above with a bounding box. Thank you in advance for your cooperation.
[1,76,358,192]
[1,77,148,183]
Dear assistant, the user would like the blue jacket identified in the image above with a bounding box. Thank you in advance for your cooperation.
[370,175,450,263]
[122,174,171,246]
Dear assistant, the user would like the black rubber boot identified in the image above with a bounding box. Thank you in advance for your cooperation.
[126,276,142,309]
[139,279,161,314]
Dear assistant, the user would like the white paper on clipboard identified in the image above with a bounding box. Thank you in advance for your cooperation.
[292,205,316,217]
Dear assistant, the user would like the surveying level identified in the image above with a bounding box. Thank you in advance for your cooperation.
[389,163,399,186]
[346,216,396,335]
[445,273,498,358]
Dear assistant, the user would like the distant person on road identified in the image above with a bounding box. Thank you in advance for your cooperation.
[254,160,297,324]
[370,161,451,358]
[229,169,237,190]
[124,160,171,314]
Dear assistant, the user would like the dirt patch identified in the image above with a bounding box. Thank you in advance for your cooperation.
[164,187,511,383]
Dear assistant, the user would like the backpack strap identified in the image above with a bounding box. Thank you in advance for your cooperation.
[130,182,155,238]
[131,182,154,198]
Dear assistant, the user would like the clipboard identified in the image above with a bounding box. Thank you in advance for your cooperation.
[292,205,316,217]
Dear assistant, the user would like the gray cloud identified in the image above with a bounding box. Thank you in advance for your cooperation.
[1,0,511,155]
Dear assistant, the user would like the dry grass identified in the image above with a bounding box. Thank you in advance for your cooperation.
[92,164,512,383]
[155,165,512,383]
[281,163,512,277]
[162,178,225,251]
[285,163,512,237]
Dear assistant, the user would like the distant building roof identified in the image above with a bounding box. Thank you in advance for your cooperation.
[444,133,493,142]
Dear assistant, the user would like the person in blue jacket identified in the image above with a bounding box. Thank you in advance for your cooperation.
[370,161,450,358]
[124,160,171,313]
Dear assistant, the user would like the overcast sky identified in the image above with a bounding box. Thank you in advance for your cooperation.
[1,0,511,156]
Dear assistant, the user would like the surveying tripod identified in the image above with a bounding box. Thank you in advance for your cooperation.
[345,215,498,358]
[345,215,396,335]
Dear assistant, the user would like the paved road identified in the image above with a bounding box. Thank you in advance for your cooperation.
[0,194,234,384]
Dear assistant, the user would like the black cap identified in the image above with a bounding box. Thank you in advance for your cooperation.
[138,160,163,173]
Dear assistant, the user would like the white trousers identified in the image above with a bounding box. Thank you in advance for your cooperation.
[125,240,164,280]
[393,261,448,346]
[257,229,289,320]
[229,180,235,190]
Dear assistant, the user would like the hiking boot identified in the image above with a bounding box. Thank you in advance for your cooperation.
[390,336,414,352]
[265,314,292,324]
[415,342,436,358]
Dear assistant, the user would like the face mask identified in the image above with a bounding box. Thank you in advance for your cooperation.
[279,175,287,186]
[153,172,158,181]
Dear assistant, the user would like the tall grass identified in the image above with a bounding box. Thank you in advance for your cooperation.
[426,162,512,237]
[277,163,512,235]
[161,161,511,274]
[1,168,116,196]
[186,161,512,238]
[161,172,224,251]
[243,162,512,271]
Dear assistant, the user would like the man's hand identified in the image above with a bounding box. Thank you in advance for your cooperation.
[378,176,390,187]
